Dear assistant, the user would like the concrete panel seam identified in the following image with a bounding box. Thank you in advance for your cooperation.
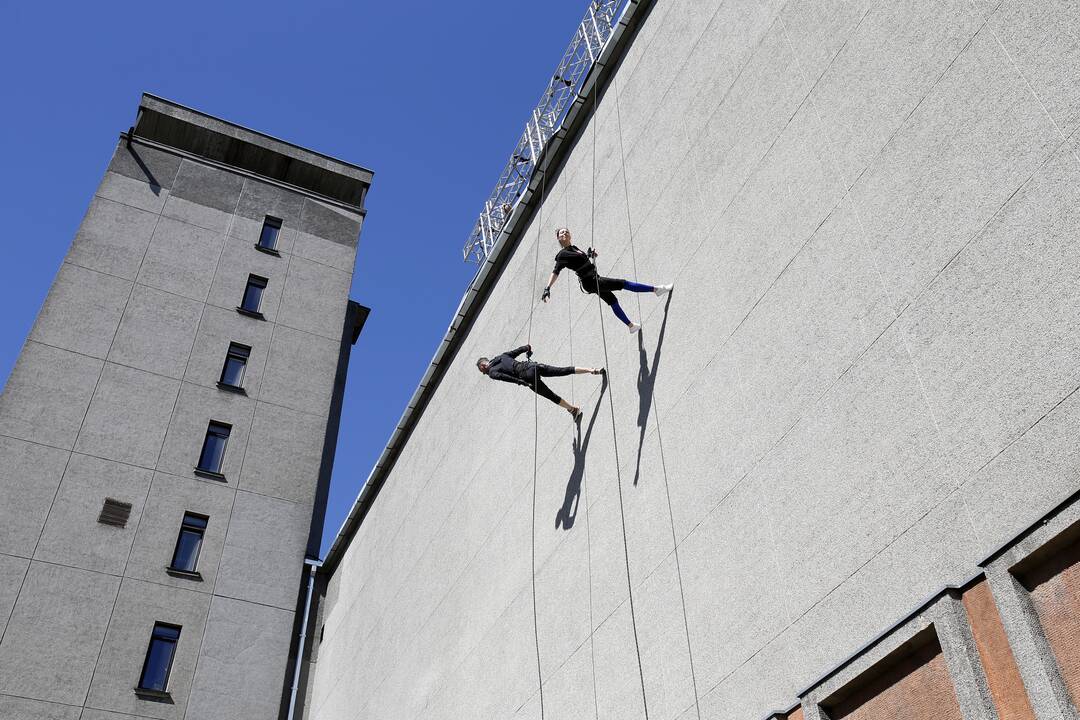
[14,340,337,424]
[977,1,1080,167]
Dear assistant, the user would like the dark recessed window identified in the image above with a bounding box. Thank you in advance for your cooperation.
[137,623,180,694]
[239,274,268,315]
[169,513,208,575]
[218,343,250,390]
[196,421,231,476]
[257,216,282,252]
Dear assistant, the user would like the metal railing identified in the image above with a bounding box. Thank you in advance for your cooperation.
[462,0,630,263]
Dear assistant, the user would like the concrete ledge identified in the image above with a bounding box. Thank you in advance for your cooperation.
[133,94,373,210]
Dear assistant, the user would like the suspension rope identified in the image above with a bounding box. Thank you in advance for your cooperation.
[590,83,651,720]
[527,167,547,720]
[612,75,701,720]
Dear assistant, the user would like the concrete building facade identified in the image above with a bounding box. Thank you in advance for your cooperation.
[0,94,370,720]
[305,1,1080,719]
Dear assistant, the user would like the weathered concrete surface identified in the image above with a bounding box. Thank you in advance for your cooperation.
[311,1,1080,718]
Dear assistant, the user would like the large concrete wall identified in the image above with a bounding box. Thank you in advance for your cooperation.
[0,106,366,719]
[311,1,1080,718]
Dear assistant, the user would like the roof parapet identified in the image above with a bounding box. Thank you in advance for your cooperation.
[132,93,373,210]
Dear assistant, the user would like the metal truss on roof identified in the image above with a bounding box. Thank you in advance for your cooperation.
[462,0,629,263]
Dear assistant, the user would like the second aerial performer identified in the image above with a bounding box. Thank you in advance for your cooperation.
[540,228,671,332]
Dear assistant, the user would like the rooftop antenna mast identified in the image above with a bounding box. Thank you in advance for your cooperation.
[462,0,627,264]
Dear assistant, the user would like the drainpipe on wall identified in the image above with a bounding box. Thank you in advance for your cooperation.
[288,557,323,720]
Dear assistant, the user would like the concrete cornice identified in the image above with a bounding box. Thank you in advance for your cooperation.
[133,93,373,210]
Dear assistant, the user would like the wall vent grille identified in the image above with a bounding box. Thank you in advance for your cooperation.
[98,498,133,527]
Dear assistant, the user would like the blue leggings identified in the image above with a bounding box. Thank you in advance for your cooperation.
[587,276,654,325]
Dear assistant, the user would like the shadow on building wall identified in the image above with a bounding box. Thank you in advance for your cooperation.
[634,293,672,486]
[555,376,607,530]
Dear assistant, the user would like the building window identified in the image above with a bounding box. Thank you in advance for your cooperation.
[238,274,268,318]
[136,623,181,696]
[256,216,282,253]
[168,513,208,576]
[196,421,231,477]
[218,343,250,391]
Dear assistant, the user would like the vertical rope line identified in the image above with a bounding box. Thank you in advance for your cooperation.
[527,168,547,720]
[613,75,702,720]
[591,83,650,720]
[579,109,601,720]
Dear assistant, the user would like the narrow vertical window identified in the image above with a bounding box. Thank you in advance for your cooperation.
[168,513,208,575]
[218,343,250,390]
[136,623,181,695]
[256,216,282,253]
[196,421,231,477]
[238,274,267,317]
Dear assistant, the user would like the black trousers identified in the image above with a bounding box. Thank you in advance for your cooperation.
[583,276,626,306]
[522,364,574,405]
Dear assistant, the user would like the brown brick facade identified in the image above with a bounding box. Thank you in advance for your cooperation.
[961,579,1037,720]
[823,636,962,720]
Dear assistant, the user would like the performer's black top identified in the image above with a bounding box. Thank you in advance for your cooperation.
[552,245,597,283]
[486,346,532,386]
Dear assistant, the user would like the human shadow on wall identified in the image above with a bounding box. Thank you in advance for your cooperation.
[555,376,607,530]
[634,293,672,486]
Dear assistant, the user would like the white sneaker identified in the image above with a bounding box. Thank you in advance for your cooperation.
[654,283,673,296]
[628,322,641,334]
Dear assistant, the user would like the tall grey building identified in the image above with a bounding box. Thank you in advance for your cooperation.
[0,94,371,720]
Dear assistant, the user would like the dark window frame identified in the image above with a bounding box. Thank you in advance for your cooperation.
[217,342,251,393]
[255,216,283,255]
[167,512,209,579]
[194,421,231,479]
[135,622,181,697]
[237,274,268,319]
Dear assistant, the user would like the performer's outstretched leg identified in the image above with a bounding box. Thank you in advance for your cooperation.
[526,365,603,419]
[535,364,599,378]
[598,287,639,333]
[622,280,673,295]
[623,280,654,292]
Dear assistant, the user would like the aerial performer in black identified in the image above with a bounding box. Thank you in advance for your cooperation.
[477,344,603,419]
[541,227,672,333]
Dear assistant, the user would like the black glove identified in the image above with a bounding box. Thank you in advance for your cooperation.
[526,344,533,359]
[541,287,551,301]
[586,247,597,259]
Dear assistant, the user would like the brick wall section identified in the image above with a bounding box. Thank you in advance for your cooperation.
[961,579,1037,720]
[1021,534,1080,710]
[824,639,962,720]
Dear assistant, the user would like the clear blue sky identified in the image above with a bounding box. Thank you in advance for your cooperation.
[0,0,588,553]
